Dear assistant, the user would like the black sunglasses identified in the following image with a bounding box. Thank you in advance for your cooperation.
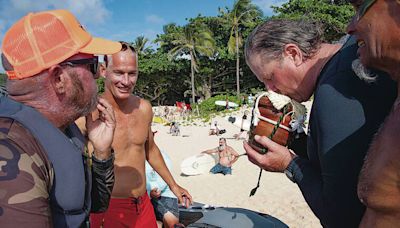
[59,56,99,76]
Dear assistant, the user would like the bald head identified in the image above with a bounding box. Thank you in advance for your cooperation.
[104,42,137,68]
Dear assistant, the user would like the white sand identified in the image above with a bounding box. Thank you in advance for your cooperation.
[152,111,321,228]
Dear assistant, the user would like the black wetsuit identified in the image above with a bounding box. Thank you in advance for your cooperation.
[289,37,397,227]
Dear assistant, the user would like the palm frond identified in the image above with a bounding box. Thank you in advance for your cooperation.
[227,35,236,55]
[168,46,186,60]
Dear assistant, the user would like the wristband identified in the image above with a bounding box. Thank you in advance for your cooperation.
[284,156,298,183]
[92,148,115,166]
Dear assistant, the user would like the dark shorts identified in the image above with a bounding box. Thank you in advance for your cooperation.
[151,196,179,221]
[210,163,232,175]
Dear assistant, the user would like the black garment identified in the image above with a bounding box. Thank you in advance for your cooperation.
[288,133,308,159]
[290,38,396,227]
[91,152,115,213]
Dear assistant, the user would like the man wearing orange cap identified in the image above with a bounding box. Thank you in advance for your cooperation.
[347,0,400,226]
[86,41,192,228]
[0,10,121,227]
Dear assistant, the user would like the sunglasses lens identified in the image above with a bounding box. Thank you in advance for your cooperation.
[60,57,99,76]
[91,63,96,75]
[91,57,99,75]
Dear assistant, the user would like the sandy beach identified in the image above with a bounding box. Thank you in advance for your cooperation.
[151,109,321,228]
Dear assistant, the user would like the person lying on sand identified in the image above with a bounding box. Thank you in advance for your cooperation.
[209,121,226,136]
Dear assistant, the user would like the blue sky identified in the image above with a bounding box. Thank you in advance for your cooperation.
[0,0,286,72]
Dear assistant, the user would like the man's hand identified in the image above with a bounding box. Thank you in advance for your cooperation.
[170,184,193,208]
[243,135,296,172]
[86,98,116,160]
[150,188,161,199]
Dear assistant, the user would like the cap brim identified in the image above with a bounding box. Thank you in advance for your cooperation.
[80,37,122,55]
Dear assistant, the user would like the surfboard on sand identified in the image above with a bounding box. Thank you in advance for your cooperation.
[181,154,218,176]
[215,100,239,108]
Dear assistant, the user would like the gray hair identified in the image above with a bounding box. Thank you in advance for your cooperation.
[351,58,377,83]
[2,53,50,97]
[104,41,136,67]
[245,19,324,63]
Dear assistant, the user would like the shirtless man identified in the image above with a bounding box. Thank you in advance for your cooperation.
[202,138,240,175]
[88,42,192,227]
[347,0,400,226]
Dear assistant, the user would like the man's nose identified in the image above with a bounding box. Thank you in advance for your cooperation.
[121,73,129,84]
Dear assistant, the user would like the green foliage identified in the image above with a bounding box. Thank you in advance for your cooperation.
[155,23,183,53]
[222,0,263,96]
[224,0,263,55]
[131,35,152,55]
[0,73,7,86]
[125,0,350,106]
[272,0,354,42]
[136,51,190,104]
[166,21,216,103]
[194,94,242,118]
[96,77,105,94]
[0,74,6,96]
[249,87,264,95]
[168,22,216,71]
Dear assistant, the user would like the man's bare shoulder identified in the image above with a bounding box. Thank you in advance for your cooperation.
[134,96,154,120]
[75,116,86,135]
[137,97,152,112]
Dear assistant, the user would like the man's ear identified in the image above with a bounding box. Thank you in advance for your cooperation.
[48,65,67,95]
[99,63,107,79]
[283,44,303,66]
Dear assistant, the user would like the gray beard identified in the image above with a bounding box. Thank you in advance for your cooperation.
[68,71,98,118]
[351,58,378,83]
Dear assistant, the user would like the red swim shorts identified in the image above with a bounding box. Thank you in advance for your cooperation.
[90,193,157,228]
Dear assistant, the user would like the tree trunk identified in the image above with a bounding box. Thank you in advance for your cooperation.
[205,75,212,99]
[235,26,240,98]
[190,51,195,104]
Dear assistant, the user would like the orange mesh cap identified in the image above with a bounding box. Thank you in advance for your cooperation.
[2,9,122,80]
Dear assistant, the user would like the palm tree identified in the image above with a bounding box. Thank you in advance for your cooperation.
[131,35,150,55]
[225,0,262,97]
[168,23,215,104]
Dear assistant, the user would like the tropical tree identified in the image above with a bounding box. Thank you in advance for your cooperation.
[136,51,189,104]
[167,22,216,104]
[224,0,262,97]
[272,0,354,42]
[131,35,151,55]
[125,0,349,106]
